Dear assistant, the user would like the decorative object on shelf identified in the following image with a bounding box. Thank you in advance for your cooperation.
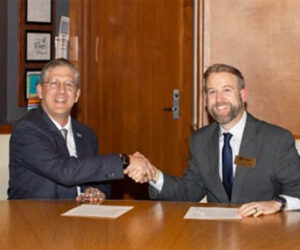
[26,70,41,110]
[27,98,41,110]
[55,16,70,59]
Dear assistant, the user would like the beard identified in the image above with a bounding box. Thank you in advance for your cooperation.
[209,96,244,125]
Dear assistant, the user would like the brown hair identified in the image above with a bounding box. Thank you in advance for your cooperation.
[203,64,245,92]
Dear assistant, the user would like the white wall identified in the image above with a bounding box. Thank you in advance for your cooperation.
[0,134,9,200]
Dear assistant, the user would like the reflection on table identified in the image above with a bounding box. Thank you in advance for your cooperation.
[0,200,299,249]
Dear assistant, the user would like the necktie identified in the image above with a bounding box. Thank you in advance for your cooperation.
[60,128,81,195]
[61,128,68,142]
[222,132,233,200]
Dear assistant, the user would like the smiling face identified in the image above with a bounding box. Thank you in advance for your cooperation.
[37,65,81,126]
[205,72,246,130]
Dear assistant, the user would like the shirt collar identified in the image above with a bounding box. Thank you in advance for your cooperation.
[49,115,72,132]
[219,111,247,140]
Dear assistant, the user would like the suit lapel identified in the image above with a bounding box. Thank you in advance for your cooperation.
[38,108,71,156]
[38,107,62,136]
[231,113,257,203]
[207,125,230,203]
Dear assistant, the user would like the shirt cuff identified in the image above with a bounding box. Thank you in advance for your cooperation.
[280,194,300,211]
[149,170,164,192]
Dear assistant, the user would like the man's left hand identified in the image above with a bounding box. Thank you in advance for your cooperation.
[76,187,106,204]
[238,200,282,217]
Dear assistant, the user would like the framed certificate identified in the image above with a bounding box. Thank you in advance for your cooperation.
[26,0,52,24]
[26,31,52,62]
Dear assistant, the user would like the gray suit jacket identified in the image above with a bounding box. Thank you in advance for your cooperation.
[149,113,300,204]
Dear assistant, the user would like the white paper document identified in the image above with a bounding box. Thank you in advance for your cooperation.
[184,207,242,220]
[61,204,133,219]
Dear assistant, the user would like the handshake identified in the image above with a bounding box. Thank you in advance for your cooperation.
[76,152,158,204]
[123,152,159,183]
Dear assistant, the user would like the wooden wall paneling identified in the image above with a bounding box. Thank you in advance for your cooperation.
[294,135,300,140]
[0,125,12,134]
[196,0,205,128]
[69,0,90,122]
[203,0,300,134]
[70,0,193,199]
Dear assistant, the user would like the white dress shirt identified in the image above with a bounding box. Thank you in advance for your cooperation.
[49,116,81,196]
[218,111,247,181]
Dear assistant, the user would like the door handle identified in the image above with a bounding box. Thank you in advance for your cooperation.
[163,89,179,119]
[163,107,177,112]
[95,36,99,63]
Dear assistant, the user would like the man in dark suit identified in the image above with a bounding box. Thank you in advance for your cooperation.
[130,64,300,217]
[8,58,154,200]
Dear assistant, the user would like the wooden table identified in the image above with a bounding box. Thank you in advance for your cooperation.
[0,200,299,250]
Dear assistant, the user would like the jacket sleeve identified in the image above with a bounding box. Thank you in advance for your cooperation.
[10,120,124,188]
[149,134,207,202]
[274,130,300,198]
[80,129,112,198]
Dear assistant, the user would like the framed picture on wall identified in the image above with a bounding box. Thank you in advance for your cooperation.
[25,70,41,99]
[26,0,52,24]
[26,31,52,62]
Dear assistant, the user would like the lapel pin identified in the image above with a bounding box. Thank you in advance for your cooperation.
[76,133,82,138]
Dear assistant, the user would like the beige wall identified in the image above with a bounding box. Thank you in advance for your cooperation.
[203,0,300,135]
[0,134,9,200]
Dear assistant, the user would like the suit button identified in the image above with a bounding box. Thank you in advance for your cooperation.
[108,173,115,178]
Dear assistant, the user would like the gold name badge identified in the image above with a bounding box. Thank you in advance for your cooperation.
[234,155,256,168]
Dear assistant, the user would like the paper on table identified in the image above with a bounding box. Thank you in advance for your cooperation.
[61,204,133,219]
[184,207,242,220]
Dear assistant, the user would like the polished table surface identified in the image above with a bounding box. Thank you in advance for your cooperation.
[0,200,300,250]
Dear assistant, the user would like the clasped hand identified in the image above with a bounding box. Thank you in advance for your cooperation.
[76,187,106,204]
[123,152,158,183]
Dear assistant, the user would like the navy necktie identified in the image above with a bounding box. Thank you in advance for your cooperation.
[222,132,233,200]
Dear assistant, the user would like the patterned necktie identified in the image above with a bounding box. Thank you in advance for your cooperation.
[222,132,233,200]
[61,128,68,142]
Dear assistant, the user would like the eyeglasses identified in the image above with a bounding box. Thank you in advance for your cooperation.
[43,80,77,91]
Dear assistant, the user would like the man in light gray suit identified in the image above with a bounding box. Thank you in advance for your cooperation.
[127,64,300,217]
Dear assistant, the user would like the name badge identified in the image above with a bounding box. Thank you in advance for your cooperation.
[234,155,256,168]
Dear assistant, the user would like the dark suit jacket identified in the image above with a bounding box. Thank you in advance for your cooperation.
[8,107,124,199]
[149,113,300,204]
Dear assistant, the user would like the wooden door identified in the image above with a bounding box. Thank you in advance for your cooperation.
[70,0,193,198]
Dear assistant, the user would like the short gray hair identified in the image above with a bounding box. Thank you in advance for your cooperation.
[40,58,80,87]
